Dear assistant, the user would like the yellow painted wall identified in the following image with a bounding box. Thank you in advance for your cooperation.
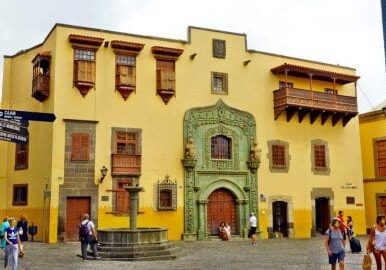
[359,113,386,229]
[1,24,366,242]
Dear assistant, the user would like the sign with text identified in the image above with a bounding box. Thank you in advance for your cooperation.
[0,109,55,144]
[0,130,28,144]
[0,109,55,122]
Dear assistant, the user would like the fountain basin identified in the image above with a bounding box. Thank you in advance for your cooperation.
[98,227,168,247]
[97,227,183,260]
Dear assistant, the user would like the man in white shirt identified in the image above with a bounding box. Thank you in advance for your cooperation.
[249,212,257,246]
[79,214,100,260]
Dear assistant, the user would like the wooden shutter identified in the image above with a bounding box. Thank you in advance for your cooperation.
[314,144,326,168]
[272,144,285,166]
[71,133,90,161]
[377,140,386,177]
[116,65,135,86]
[75,61,95,83]
[117,182,130,212]
[15,143,28,169]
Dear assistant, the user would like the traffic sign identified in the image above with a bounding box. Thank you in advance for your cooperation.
[0,109,55,122]
[0,130,28,144]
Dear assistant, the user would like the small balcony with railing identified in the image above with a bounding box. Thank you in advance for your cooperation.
[111,154,141,176]
[271,63,359,127]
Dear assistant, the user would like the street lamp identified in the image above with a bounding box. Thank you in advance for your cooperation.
[100,166,108,183]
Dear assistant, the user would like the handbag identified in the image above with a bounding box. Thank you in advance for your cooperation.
[362,253,372,270]
[247,229,252,238]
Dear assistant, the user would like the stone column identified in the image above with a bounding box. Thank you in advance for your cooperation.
[182,159,197,240]
[124,186,143,230]
[247,160,260,233]
[197,200,207,240]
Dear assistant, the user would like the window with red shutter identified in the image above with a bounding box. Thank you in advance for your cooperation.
[15,142,28,170]
[211,135,231,159]
[376,140,386,177]
[314,144,326,168]
[71,133,90,161]
[272,144,285,167]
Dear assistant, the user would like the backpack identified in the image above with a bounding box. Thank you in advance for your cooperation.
[79,221,90,239]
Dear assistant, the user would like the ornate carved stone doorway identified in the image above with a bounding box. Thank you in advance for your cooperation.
[182,100,259,240]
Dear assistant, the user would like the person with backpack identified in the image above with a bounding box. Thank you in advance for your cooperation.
[79,214,100,260]
[324,217,346,270]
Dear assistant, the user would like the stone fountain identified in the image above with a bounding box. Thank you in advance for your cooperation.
[96,184,182,261]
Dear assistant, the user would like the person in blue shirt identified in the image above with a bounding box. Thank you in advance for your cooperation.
[324,218,346,270]
[5,218,22,270]
[1,217,10,268]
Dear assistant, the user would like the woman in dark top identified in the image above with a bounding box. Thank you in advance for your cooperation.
[17,214,28,242]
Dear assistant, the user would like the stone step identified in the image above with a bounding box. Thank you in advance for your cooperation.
[97,243,172,252]
[99,250,185,261]
[97,246,182,259]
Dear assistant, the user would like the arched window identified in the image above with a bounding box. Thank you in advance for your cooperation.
[211,135,231,159]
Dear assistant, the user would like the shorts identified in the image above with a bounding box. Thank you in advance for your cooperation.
[328,250,345,265]
[249,227,256,235]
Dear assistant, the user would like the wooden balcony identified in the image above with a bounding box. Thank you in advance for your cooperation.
[32,74,50,102]
[274,87,358,126]
[111,154,141,176]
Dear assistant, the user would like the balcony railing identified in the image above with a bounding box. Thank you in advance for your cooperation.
[273,87,358,126]
[111,154,141,176]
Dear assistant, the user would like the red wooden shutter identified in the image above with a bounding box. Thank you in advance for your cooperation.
[71,133,90,161]
[15,143,28,169]
[377,140,386,177]
[314,145,326,168]
[272,144,285,166]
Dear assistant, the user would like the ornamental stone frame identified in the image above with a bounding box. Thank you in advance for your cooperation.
[311,139,331,175]
[311,187,334,236]
[182,99,258,240]
[267,195,294,238]
[266,140,291,173]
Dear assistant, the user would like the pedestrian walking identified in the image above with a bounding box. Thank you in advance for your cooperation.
[79,214,100,260]
[17,214,28,242]
[324,218,346,270]
[1,217,10,268]
[367,214,386,270]
[4,218,23,270]
[249,212,257,246]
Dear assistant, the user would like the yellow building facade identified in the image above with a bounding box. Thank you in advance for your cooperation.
[0,24,366,243]
[359,101,386,232]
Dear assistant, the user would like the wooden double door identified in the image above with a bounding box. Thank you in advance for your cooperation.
[66,197,90,241]
[207,188,237,235]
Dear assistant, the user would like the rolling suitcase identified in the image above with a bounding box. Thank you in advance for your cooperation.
[349,237,362,253]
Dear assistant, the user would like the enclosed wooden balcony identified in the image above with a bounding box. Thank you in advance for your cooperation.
[271,63,359,127]
[32,52,51,102]
[32,74,50,102]
[274,87,358,126]
[111,154,141,176]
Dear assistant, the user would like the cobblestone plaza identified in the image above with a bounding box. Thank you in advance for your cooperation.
[1,237,376,270]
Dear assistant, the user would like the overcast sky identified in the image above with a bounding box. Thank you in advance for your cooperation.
[1,0,385,112]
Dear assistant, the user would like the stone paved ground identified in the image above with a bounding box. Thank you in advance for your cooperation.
[0,236,378,270]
